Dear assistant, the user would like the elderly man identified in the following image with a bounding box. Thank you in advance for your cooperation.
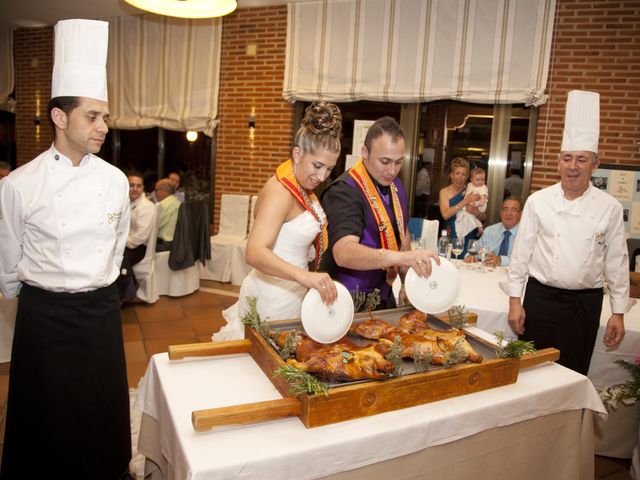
[0,20,131,479]
[155,177,181,251]
[118,171,155,300]
[464,197,522,267]
[503,90,633,375]
[322,116,439,310]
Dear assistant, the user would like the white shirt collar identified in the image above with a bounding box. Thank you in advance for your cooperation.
[50,144,92,168]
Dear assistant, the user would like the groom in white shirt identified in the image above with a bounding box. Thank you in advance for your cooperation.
[503,90,632,375]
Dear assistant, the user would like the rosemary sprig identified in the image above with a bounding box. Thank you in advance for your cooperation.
[272,364,329,397]
[241,296,270,340]
[351,287,367,313]
[448,305,468,329]
[493,330,537,358]
[365,288,381,316]
[412,344,432,373]
[351,287,381,316]
[443,338,467,367]
[386,335,404,376]
[279,330,301,360]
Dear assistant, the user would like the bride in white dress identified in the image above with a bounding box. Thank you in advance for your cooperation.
[214,102,342,340]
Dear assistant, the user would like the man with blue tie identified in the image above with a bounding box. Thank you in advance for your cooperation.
[464,197,521,267]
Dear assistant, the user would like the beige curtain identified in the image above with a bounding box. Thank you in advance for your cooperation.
[284,0,556,106]
[107,15,222,136]
[0,28,15,113]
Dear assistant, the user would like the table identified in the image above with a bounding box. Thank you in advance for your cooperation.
[0,294,18,363]
[451,260,640,458]
[136,351,604,480]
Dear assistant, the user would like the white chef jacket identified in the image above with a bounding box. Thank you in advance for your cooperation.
[0,145,130,297]
[502,182,634,314]
[127,194,155,249]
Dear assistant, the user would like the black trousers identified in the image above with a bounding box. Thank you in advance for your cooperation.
[521,277,603,375]
[1,283,131,480]
[117,245,146,299]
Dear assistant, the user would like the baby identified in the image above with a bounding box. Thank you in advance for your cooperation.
[455,167,488,239]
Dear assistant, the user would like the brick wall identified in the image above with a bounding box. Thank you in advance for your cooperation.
[213,5,292,232]
[14,27,54,166]
[531,0,640,190]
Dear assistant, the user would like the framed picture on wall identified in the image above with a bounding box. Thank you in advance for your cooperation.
[591,163,640,239]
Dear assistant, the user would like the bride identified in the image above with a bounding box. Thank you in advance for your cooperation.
[214,102,342,340]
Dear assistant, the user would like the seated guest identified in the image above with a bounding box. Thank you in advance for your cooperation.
[168,171,186,203]
[117,172,155,300]
[464,197,522,267]
[0,161,10,179]
[155,178,181,251]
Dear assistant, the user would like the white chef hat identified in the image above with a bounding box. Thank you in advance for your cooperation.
[51,19,109,102]
[561,90,599,154]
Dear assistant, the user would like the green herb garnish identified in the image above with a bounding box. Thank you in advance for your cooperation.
[272,364,329,396]
[494,330,537,358]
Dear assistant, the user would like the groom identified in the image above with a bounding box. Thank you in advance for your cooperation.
[321,116,438,309]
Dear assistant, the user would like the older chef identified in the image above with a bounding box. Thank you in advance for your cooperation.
[0,20,131,479]
[502,90,634,375]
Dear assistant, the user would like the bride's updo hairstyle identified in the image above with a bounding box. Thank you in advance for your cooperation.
[294,101,342,157]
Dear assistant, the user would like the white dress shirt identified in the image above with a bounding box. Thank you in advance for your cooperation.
[478,221,519,266]
[127,194,155,249]
[503,183,634,314]
[0,146,130,297]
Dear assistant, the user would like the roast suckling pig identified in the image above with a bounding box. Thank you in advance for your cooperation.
[269,310,482,382]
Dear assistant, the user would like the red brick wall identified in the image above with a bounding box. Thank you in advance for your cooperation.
[531,0,640,190]
[213,5,293,232]
[14,27,54,166]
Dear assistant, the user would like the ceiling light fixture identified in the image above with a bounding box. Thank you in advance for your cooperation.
[123,0,237,19]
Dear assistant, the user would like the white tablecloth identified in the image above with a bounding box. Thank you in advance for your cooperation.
[0,294,18,363]
[135,351,604,480]
[451,260,640,458]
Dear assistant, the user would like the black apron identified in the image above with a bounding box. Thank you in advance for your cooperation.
[1,283,131,480]
[521,277,603,375]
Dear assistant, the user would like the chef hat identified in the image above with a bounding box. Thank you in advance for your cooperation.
[561,90,599,154]
[51,19,109,102]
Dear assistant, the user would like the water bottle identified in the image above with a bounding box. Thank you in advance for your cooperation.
[438,229,450,258]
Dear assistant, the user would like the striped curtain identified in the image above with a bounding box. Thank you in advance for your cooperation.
[284,0,556,106]
[0,28,14,113]
[107,15,222,136]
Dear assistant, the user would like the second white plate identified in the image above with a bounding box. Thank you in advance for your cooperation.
[404,257,460,313]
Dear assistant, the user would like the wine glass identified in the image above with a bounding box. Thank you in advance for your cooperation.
[467,239,481,259]
[451,237,463,260]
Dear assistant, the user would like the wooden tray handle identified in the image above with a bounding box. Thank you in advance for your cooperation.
[518,347,560,370]
[192,397,302,432]
[168,340,252,360]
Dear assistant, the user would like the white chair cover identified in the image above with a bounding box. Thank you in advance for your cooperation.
[133,204,160,303]
[154,251,200,297]
[200,194,251,285]
[421,219,439,252]
[0,294,18,363]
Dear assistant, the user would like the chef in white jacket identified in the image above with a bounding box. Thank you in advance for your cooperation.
[0,20,131,480]
[503,90,633,375]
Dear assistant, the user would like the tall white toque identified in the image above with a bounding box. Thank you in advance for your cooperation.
[51,19,109,102]
[561,90,600,154]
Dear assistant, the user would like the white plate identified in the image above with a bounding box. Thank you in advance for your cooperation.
[301,281,354,344]
[405,257,460,313]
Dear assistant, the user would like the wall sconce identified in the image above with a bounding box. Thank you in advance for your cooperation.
[34,116,40,125]
[186,130,198,142]
[248,114,256,129]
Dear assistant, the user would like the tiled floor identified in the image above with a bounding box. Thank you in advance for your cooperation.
[0,280,635,478]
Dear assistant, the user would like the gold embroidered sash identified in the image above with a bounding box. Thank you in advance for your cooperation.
[348,159,405,285]
[276,159,328,271]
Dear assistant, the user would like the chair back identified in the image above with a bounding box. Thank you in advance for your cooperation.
[218,194,250,237]
[132,204,161,303]
[421,219,439,252]
[407,217,423,240]
[248,195,258,233]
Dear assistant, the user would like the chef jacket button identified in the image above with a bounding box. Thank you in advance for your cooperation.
[61,223,66,227]
[55,154,60,160]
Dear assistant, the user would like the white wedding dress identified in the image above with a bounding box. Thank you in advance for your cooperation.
[213,207,322,341]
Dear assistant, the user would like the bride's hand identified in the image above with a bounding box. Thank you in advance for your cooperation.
[300,271,337,305]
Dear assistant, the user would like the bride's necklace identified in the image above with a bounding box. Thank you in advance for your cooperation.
[297,185,327,269]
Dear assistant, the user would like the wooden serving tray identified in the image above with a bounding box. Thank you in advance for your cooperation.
[168,307,559,431]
